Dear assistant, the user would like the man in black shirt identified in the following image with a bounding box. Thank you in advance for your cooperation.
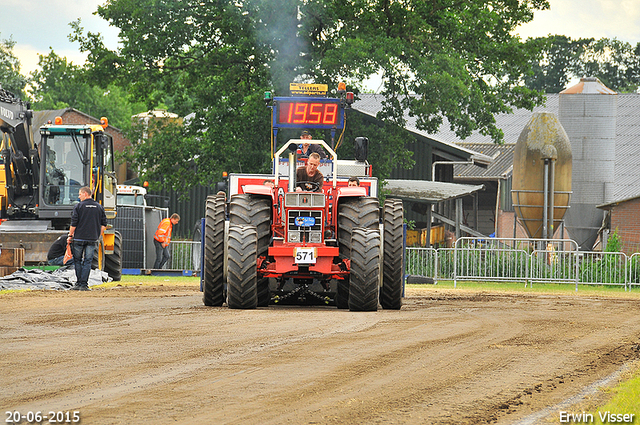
[296,152,323,192]
[47,233,72,266]
[68,186,107,291]
[298,130,327,159]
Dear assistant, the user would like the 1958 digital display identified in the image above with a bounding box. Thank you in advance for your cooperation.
[276,101,340,126]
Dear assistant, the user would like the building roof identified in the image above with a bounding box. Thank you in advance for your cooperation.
[453,142,515,181]
[597,194,640,210]
[354,94,494,166]
[410,92,640,202]
[385,179,485,203]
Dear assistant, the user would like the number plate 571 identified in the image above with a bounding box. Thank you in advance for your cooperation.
[294,247,317,264]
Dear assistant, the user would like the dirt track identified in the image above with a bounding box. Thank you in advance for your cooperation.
[2,284,640,425]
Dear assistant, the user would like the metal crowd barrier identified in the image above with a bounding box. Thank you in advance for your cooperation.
[405,237,637,291]
[167,241,201,272]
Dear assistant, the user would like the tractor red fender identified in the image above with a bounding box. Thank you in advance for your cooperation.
[241,184,275,198]
[335,187,367,198]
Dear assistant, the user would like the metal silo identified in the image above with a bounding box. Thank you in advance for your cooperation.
[559,77,617,250]
[512,112,572,239]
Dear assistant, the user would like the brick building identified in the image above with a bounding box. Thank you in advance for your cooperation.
[598,196,640,254]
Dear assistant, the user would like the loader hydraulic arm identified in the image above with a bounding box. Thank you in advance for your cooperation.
[0,87,39,216]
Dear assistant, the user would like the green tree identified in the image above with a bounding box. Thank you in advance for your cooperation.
[76,0,550,191]
[524,36,640,93]
[29,49,145,129]
[0,34,27,99]
[524,35,587,93]
[577,38,640,93]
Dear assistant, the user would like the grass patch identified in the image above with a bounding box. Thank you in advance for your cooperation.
[407,280,640,298]
[588,363,640,424]
[96,275,200,289]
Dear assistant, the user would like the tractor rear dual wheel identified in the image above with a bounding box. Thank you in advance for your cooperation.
[381,199,403,309]
[335,277,349,309]
[203,193,226,307]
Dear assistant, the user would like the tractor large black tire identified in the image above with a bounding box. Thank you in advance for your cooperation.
[348,228,380,312]
[381,199,403,309]
[229,194,272,307]
[227,225,258,309]
[104,231,122,282]
[337,196,379,259]
[203,193,226,307]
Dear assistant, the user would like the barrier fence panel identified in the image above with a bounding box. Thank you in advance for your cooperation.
[436,248,456,281]
[406,247,438,282]
[529,249,578,288]
[576,251,628,290]
[453,238,576,287]
[454,245,529,285]
[168,241,201,272]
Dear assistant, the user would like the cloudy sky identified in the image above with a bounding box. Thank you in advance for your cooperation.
[4,0,640,76]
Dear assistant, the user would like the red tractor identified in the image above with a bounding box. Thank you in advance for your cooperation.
[201,83,404,311]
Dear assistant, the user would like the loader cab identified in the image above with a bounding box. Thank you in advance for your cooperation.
[38,120,117,223]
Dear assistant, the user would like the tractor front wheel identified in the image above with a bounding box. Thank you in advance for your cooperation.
[227,224,258,309]
[229,194,272,307]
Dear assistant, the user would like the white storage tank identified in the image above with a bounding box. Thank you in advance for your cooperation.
[559,77,617,250]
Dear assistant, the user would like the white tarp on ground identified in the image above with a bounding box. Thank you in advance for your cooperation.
[0,267,111,291]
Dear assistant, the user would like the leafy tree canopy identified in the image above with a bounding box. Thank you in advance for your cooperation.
[525,35,640,93]
[74,0,550,191]
[29,48,146,129]
[0,34,28,99]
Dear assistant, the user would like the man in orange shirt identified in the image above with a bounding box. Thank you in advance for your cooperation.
[153,213,180,269]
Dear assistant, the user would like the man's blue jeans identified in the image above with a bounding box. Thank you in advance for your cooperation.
[72,240,97,286]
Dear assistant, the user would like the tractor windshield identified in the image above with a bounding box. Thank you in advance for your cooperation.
[42,134,88,205]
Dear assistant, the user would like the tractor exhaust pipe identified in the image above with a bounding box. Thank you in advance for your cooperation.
[288,143,297,193]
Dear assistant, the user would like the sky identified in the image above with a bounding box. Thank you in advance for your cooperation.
[3,0,640,77]
[4,0,120,75]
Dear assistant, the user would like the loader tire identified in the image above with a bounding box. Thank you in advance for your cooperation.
[104,231,122,282]
[227,225,258,309]
[381,199,403,309]
[337,196,379,259]
[203,193,226,307]
[348,228,380,312]
[229,194,271,307]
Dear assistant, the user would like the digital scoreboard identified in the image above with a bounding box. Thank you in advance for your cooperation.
[272,97,344,130]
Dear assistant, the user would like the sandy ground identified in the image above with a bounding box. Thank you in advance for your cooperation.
[1,284,640,425]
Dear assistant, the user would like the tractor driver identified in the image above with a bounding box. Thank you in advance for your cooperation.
[296,152,323,192]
